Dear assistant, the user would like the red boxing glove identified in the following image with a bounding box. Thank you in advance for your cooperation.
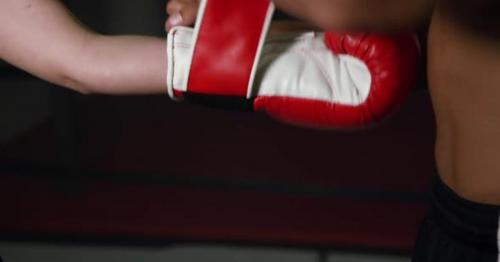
[253,32,420,128]
[167,0,420,129]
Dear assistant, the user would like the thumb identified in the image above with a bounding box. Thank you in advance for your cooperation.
[166,12,184,31]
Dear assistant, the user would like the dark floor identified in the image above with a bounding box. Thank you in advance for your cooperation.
[0,243,410,262]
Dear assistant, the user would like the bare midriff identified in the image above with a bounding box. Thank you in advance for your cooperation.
[429,5,500,204]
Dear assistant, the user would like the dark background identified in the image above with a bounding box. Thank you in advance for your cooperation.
[0,0,435,255]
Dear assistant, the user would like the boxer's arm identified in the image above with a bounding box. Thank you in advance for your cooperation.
[439,0,500,39]
[272,0,435,31]
[0,0,166,95]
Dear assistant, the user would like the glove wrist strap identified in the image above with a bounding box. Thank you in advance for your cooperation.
[176,0,275,99]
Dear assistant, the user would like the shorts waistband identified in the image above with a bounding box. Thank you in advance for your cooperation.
[430,175,500,252]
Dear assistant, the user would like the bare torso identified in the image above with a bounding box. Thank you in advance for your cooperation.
[429,4,500,204]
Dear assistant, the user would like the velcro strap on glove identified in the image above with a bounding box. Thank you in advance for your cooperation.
[167,0,275,100]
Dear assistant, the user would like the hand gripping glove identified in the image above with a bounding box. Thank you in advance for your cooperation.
[166,0,420,129]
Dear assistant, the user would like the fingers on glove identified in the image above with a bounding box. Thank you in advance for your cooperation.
[165,0,199,31]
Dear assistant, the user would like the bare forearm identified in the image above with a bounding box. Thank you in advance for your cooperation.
[0,0,167,95]
[273,0,435,31]
[70,35,166,95]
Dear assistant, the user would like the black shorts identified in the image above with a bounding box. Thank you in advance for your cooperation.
[412,175,500,261]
